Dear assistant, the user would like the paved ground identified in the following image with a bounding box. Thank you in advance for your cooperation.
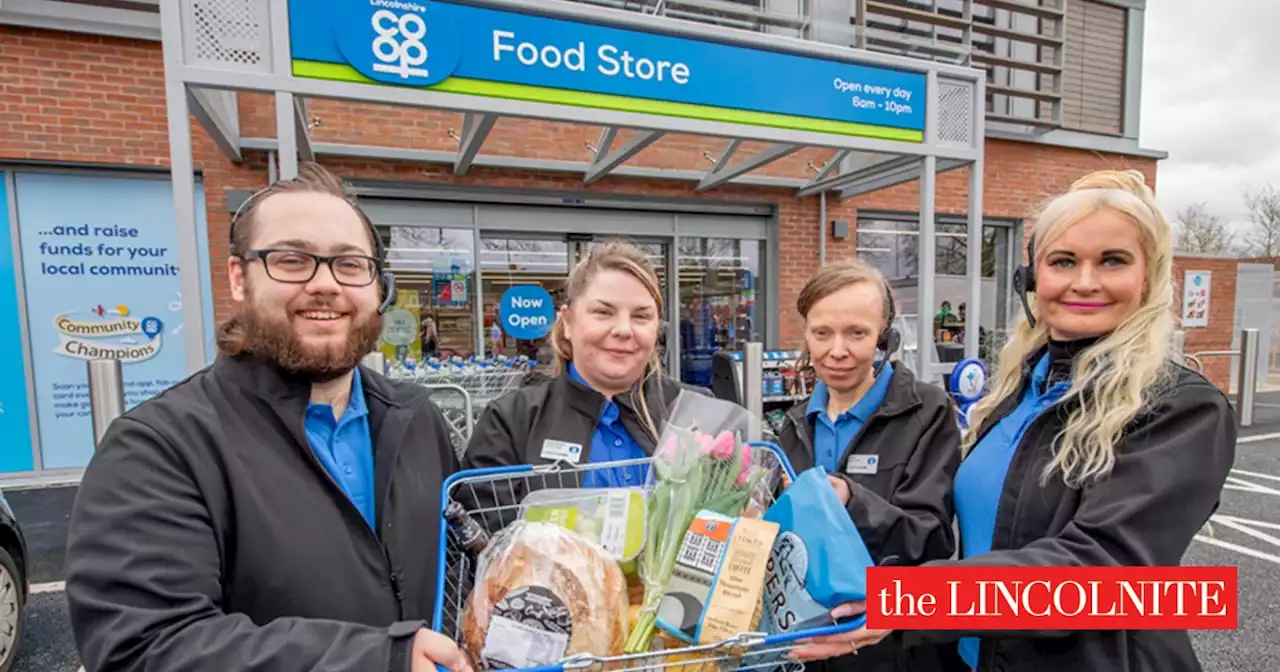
[6,406,1280,671]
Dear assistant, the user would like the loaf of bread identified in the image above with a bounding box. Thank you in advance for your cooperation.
[462,521,630,670]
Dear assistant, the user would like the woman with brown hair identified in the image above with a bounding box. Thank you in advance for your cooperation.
[462,240,705,497]
[777,258,962,671]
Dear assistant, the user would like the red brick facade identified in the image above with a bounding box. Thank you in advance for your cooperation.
[1,26,1165,355]
[1172,255,1240,392]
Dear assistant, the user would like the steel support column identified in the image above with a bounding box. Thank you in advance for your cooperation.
[159,0,209,374]
[917,71,940,378]
[964,157,984,360]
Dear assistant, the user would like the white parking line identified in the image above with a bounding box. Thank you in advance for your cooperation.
[1195,534,1280,564]
[30,580,64,594]
[1239,432,1280,444]
[1231,468,1280,482]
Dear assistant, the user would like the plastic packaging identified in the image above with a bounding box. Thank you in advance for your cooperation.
[462,521,630,670]
[624,393,779,654]
[759,466,876,635]
[520,488,649,567]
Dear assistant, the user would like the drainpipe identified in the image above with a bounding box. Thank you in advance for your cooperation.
[819,191,828,265]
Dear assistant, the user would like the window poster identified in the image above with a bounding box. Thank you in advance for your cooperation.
[14,173,214,470]
[0,175,35,473]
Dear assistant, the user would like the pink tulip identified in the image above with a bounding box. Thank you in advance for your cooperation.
[710,431,736,460]
[697,432,714,455]
[735,442,753,487]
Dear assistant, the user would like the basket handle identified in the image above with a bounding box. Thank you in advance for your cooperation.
[757,613,869,647]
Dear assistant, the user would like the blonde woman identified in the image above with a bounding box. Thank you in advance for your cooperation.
[792,170,1236,672]
[463,241,707,505]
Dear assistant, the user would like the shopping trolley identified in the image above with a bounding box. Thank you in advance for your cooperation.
[433,441,867,672]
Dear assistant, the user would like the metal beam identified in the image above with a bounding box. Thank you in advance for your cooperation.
[797,155,920,198]
[803,149,850,189]
[583,130,664,185]
[187,87,241,162]
[696,142,798,192]
[293,96,314,163]
[240,137,810,189]
[0,0,160,41]
[454,113,497,177]
[836,157,968,198]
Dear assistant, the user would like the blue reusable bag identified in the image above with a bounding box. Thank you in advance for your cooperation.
[759,466,876,634]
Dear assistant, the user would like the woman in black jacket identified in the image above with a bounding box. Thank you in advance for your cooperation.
[793,170,1236,672]
[461,240,706,514]
[777,259,961,672]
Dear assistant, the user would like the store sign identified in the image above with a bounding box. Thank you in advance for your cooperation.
[15,173,214,470]
[499,285,554,340]
[0,174,35,473]
[380,307,420,346]
[1182,270,1211,328]
[288,0,926,142]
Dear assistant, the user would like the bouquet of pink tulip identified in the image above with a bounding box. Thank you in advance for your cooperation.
[623,398,776,654]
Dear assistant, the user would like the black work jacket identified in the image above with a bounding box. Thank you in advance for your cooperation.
[458,371,712,520]
[904,351,1237,672]
[65,355,460,672]
[776,363,962,672]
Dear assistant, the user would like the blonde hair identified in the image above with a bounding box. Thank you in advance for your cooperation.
[963,169,1177,487]
[549,240,665,442]
[793,258,893,376]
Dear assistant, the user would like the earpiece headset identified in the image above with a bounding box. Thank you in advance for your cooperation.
[228,184,398,316]
[1011,233,1037,328]
[876,279,902,373]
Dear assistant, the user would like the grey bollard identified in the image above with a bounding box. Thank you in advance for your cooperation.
[742,342,764,442]
[1173,330,1186,364]
[362,351,387,375]
[88,359,126,451]
[1238,328,1259,428]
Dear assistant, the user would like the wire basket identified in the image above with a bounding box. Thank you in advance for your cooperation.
[433,442,864,672]
[389,355,534,454]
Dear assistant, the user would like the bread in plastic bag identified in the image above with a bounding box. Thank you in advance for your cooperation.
[462,520,630,669]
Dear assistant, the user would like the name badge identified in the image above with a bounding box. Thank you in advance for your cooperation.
[846,455,880,475]
[540,439,583,464]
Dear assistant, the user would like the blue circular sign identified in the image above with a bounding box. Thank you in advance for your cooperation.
[499,285,555,340]
[335,1,461,87]
[949,357,988,405]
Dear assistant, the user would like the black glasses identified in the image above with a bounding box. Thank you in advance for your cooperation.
[242,249,379,286]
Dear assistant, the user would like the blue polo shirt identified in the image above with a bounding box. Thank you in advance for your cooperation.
[953,353,1070,668]
[806,362,895,474]
[569,363,649,488]
[304,368,376,529]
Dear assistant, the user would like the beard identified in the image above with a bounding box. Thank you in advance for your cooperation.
[229,289,384,383]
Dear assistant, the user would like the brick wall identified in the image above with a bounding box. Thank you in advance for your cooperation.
[1172,255,1240,393]
[2,26,1164,356]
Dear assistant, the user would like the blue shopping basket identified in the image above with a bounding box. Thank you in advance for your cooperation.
[433,441,867,672]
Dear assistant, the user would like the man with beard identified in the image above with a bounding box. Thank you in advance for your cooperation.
[64,163,471,672]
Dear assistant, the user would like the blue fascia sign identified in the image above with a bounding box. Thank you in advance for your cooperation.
[288,0,927,141]
[499,285,555,340]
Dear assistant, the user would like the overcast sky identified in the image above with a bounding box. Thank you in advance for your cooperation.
[1140,0,1280,235]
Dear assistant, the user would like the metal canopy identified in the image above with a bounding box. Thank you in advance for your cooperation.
[158,0,987,381]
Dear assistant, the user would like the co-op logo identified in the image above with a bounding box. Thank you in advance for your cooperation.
[336,0,460,87]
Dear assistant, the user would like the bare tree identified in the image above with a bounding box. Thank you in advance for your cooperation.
[1243,184,1280,259]
[1174,203,1236,255]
